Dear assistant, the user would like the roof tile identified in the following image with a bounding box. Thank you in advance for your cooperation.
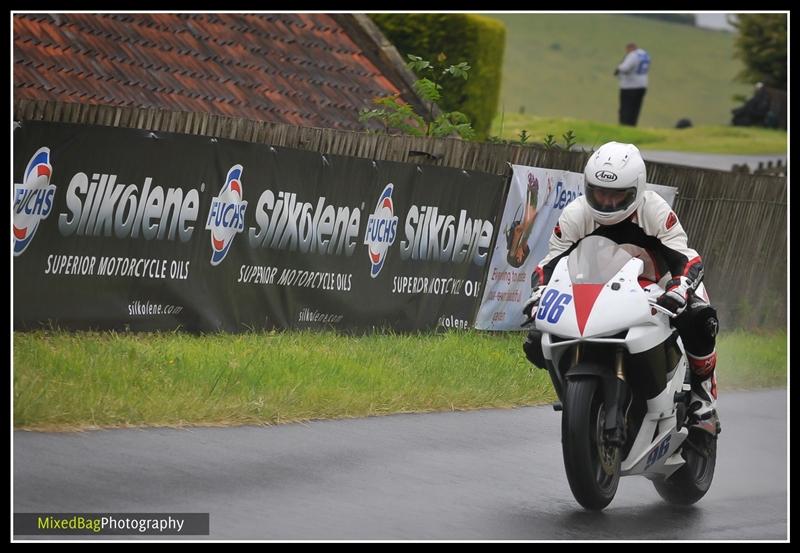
[14,13,408,130]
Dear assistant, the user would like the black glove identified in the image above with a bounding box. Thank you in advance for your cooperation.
[613,68,620,76]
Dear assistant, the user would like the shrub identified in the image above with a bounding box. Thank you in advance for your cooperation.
[371,13,506,139]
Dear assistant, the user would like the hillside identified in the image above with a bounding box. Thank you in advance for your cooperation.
[485,14,752,128]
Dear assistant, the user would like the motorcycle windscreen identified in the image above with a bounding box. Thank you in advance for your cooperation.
[567,235,635,284]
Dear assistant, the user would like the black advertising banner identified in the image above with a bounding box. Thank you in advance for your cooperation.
[13,121,507,332]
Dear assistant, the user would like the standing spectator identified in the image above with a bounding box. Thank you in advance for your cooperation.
[614,43,650,126]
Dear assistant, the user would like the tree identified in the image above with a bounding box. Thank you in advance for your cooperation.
[732,14,787,90]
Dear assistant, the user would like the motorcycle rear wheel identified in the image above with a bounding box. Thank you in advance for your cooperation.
[562,375,621,510]
[653,427,717,505]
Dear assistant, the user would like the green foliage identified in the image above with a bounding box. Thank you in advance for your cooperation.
[359,54,476,139]
[486,127,578,150]
[732,14,787,90]
[370,13,506,139]
[359,95,426,136]
[413,77,443,103]
[430,111,475,140]
[491,113,787,155]
[562,130,577,150]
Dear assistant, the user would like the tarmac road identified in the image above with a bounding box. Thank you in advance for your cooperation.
[13,389,787,540]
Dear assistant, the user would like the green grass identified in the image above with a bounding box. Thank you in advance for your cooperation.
[485,14,753,128]
[13,330,554,430]
[715,329,787,389]
[491,114,787,154]
[13,329,786,431]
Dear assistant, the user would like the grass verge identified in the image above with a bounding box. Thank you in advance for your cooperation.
[13,329,786,431]
[491,114,787,155]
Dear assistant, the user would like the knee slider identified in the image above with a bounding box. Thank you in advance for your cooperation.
[692,304,719,340]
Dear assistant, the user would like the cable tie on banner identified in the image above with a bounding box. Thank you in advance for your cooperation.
[13,121,22,130]
[269,146,277,153]
[148,132,159,139]
[416,166,423,174]
[505,161,513,169]
[210,137,218,143]
[462,170,470,177]
[321,154,330,167]
[371,160,378,169]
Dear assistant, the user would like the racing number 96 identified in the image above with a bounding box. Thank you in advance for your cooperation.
[536,289,572,324]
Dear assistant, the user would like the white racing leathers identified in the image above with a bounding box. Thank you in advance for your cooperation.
[532,191,706,300]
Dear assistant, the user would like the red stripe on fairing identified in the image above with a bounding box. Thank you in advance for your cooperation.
[13,225,27,239]
[572,284,604,336]
[37,165,51,178]
[229,180,241,196]
[370,250,380,263]
[638,277,656,288]
[212,235,225,250]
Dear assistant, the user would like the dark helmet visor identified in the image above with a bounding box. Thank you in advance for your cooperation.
[586,183,637,213]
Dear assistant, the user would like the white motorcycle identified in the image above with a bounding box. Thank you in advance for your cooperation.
[524,235,717,510]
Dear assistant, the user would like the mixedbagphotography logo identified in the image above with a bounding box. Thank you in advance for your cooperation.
[206,164,248,266]
[363,183,398,278]
[14,147,56,256]
[14,512,210,536]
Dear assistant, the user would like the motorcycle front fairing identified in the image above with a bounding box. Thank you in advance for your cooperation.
[537,251,674,375]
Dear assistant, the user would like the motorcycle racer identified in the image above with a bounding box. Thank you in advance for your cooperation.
[522,142,720,435]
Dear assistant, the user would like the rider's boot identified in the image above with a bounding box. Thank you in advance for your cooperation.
[687,350,721,435]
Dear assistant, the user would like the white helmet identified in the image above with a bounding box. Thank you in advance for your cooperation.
[583,141,647,225]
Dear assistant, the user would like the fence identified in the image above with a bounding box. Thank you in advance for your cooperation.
[13,99,787,329]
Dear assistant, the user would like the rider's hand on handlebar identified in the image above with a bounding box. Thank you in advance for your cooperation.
[521,285,546,325]
[656,276,692,315]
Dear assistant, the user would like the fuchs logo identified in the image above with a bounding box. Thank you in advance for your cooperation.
[14,147,56,256]
[205,164,248,266]
[363,183,398,278]
[595,170,618,182]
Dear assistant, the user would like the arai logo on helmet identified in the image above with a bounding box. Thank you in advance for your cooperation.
[363,183,398,278]
[594,170,618,182]
[205,164,248,266]
[14,147,57,256]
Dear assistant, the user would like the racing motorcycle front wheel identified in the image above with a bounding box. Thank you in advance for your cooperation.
[562,375,621,510]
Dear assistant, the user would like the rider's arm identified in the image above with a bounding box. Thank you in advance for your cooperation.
[639,191,704,283]
[617,51,638,75]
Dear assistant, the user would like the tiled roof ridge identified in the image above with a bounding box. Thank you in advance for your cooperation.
[16,25,388,102]
[96,14,361,58]
[13,13,408,131]
[16,55,373,131]
[42,14,380,81]
[16,53,349,121]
